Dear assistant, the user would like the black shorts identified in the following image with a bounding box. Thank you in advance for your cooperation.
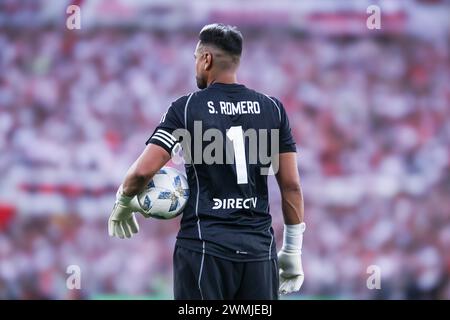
[173,246,279,300]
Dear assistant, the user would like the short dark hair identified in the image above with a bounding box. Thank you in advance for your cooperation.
[199,23,243,56]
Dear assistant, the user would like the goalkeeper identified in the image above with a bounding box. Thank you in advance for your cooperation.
[108,23,306,299]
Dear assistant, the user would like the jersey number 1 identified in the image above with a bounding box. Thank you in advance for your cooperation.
[227,126,248,184]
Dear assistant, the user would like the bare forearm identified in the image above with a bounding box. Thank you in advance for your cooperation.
[122,160,149,197]
[281,185,304,225]
[276,152,305,225]
[122,144,171,197]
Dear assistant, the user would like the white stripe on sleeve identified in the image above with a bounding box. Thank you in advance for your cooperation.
[151,136,172,149]
[156,129,177,142]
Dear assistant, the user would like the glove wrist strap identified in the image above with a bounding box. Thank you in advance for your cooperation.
[282,222,306,254]
[117,189,133,205]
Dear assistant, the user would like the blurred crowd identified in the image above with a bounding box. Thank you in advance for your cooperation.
[0,27,449,299]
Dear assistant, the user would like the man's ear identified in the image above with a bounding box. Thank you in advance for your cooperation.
[204,52,213,71]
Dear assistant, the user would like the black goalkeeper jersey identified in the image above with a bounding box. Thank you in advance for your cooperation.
[146,82,296,261]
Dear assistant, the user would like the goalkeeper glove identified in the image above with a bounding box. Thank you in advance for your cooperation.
[108,185,142,239]
[277,222,306,295]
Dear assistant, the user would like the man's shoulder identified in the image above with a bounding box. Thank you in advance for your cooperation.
[170,94,192,109]
[237,86,283,108]
[170,90,211,108]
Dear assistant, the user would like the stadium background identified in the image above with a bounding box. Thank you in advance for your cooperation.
[0,0,449,299]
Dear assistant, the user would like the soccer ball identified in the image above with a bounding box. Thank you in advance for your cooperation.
[136,167,189,220]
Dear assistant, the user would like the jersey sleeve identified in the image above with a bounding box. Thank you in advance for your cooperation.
[145,96,187,155]
[271,97,297,153]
